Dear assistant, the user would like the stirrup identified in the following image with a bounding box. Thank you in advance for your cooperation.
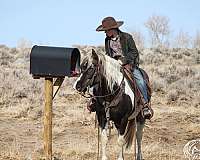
[142,103,153,119]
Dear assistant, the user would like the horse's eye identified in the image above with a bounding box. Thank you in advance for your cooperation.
[81,65,87,72]
[82,66,87,71]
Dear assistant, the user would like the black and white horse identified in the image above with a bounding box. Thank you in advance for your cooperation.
[73,49,145,160]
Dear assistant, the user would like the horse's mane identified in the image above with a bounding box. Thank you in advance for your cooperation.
[97,53,123,91]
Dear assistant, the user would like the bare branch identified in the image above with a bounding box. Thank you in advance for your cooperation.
[145,14,170,47]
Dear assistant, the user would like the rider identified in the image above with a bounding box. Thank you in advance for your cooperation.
[95,16,153,119]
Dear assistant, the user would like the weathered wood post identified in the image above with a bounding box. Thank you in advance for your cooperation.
[44,78,53,160]
[30,45,80,160]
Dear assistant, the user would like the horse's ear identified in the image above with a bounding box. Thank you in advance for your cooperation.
[91,49,99,64]
[92,49,97,58]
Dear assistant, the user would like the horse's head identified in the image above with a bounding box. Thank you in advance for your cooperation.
[73,49,100,93]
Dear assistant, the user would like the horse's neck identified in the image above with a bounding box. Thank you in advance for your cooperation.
[94,76,108,95]
[95,75,118,102]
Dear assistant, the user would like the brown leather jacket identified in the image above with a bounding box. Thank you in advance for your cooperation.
[105,30,139,67]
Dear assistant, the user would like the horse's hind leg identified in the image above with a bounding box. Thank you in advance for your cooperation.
[136,116,145,160]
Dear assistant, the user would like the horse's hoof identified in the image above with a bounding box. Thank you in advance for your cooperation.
[117,135,125,147]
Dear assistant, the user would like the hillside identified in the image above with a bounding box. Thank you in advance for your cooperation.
[0,45,200,159]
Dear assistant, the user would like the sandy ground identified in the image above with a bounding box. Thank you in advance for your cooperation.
[0,84,199,160]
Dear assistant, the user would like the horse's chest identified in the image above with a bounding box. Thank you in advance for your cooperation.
[109,107,125,120]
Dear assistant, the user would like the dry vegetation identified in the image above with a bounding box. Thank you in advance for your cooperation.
[0,44,200,160]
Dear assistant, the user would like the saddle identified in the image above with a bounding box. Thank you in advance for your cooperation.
[122,65,153,119]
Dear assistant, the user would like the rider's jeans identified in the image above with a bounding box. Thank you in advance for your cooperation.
[133,68,148,103]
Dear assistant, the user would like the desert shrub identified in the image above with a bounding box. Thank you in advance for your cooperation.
[15,48,31,60]
[167,79,186,94]
[154,64,181,84]
[152,47,163,54]
[154,67,167,78]
[180,49,191,56]
[193,95,200,107]
[96,45,105,52]
[166,75,199,98]
[0,47,14,65]
[170,52,183,59]
[161,65,196,85]
[193,54,200,64]
[165,74,180,84]
[10,48,18,55]
[142,52,165,65]
[186,78,200,91]
[166,89,179,103]
[28,107,42,120]
[177,66,195,77]
[152,77,167,92]
[172,48,180,52]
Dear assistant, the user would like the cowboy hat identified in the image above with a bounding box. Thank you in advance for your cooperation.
[96,16,124,31]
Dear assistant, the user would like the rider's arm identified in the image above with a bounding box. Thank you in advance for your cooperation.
[119,33,139,67]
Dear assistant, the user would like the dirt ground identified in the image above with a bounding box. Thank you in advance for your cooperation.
[0,84,199,160]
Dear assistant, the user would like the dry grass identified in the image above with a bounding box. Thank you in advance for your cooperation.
[0,45,199,159]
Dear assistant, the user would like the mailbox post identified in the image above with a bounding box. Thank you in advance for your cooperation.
[30,45,80,160]
[44,78,53,160]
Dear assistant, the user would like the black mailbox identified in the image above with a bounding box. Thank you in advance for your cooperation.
[30,45,80,78]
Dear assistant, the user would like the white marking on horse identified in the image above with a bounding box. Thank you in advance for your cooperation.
[117,146,124,160]
[73,73,82,90]
[98,53,135,105]
[124,79,135,106]
[118,135,125,147]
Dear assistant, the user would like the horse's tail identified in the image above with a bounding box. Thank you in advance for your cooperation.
[124,118,136,149]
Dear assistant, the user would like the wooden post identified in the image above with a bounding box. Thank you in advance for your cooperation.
[44,78,53,160]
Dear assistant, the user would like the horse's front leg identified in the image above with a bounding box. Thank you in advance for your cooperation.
[117,144,124,160]
[117,120,127,147]
[117,117,128,160]
[101,126,108,160]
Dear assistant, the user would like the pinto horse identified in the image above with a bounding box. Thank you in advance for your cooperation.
[73,49,145,160]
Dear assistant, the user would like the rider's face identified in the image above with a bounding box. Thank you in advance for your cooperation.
[105,29,114,37]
